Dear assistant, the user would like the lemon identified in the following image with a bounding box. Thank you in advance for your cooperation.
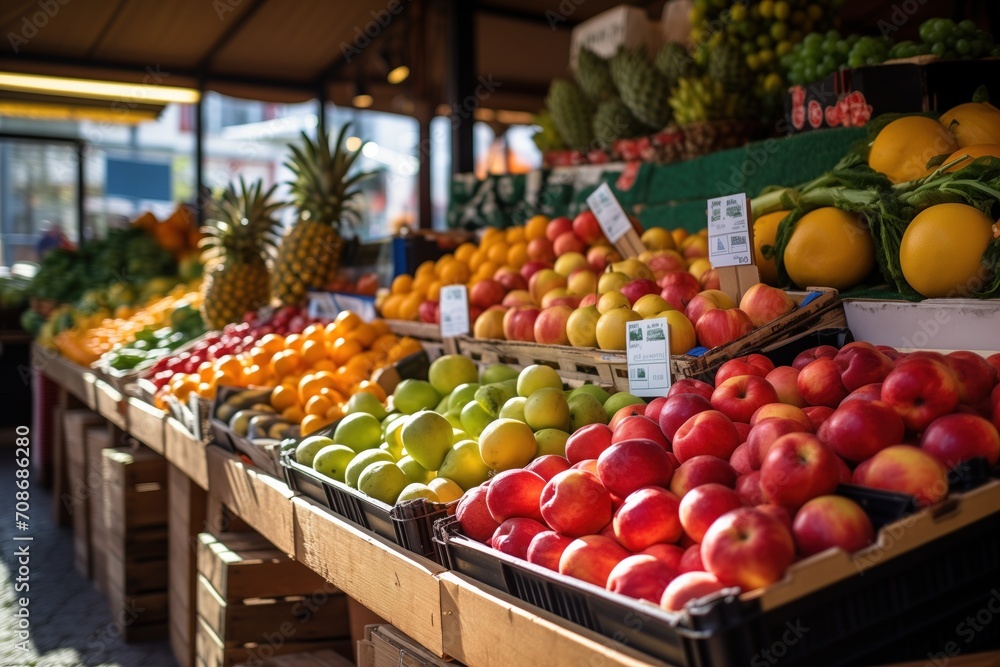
[753,210,790,285]
[516,364,563,397]
[358,461,410,504]
[783,207,876,291]
[345,449,395,489]
[428,477,464,503]
[900,203,994,298]
[478,418,537,471]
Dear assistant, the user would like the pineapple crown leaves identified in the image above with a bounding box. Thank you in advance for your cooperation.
[284,123,375,233]
[201,177,282,266]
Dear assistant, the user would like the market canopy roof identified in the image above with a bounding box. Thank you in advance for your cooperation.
[0,0,629,113]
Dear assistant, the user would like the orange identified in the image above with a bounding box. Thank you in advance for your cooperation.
[214,355,242,377]
[411,274,433,297]
[243,365,269,387]
[212,370,240,388]
[468,250,484,268]
[525,215,549,240]
[282,405,306,423]
[347,323,378,348]
[247,346,272,369]
[197,361,216,383]
[398,292,423,321]
[481,227,504,244]
[427,280,442,302]
[197,382,217,400]
[473,260,500,282]
[352,380,388,402]
[324,405,345,422]
[379,294,403,320]
[486,242,508,265]
[270,349,301,377]
[438,261,470,285]
[298,373,336,403]
[671,228,689,246]
[301,323,326,344]
[299,339,327,366]
[507,243,529,268]
[370,319,390,337]
[311,359,336,373]
[415,260,436,281]
[256,333,286,353]
[270,384,298,411]
[371,333,398,355]
[284,333,304,353]
[344,355,376,379]
[391,274,413,295]
[434,254,456,273]
[454,243,477,264]
[505,226,526,244]
[330,337,362,365]
[334,310,361,332]
[305,393,334,417]
[300,414,331,436]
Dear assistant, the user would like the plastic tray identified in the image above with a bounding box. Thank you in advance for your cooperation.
[280,449,453,561]
[434,479,1000,667]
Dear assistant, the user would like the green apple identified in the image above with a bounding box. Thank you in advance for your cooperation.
[603,392,646,418]
[448,382,481,411]
[443,406,464,429]
[460,401,494,438]
[568,393,609,431]
[498,396,527,422]
[480,363,519,385]
[358,461,410,505]
[345,449,395,489]
[344,392,388,421]
[312,444,356,483]
[474,380,517,417]
[392,379,441,415]
[400,410,454,471]
[524,387,570,431]
[516,364,563,397]
[570,384,611,406]
[333,413,382,453]
[428,354,479,395]
[398,455,435,484]
[534,428,569,457]
[438,439,491,491]
[295,435,333,466]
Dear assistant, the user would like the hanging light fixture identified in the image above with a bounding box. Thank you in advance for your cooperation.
[352,76,373,109]
[384,48,410,85]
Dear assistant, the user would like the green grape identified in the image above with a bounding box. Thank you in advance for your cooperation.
[956,38,971,56]
[771,22,789,41]
[757,34,773,49]
[931,42,947,57]
[959,19,976,34]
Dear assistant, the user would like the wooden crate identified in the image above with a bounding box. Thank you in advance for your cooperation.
[95,378,127,430]
[358,625,457,667]
[458,338,629,391]
[384,320,459,360]
[169,464,208,667]
[60,409,103,534]
[195,532,352,667]
[126,397,167,454]
[233,649,355,667]
[101,445,170,642]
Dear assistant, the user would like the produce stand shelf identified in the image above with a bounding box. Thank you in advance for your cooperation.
[32,343,96,408]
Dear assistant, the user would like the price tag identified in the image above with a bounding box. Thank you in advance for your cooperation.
[586,182,632,243]
[626,318,672,397]
[440,285,470,337]
[707,193,753,268]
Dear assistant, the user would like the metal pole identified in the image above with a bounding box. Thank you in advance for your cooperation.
[447,0,476,176]
[76,141,85,244]
[194,88,205,226]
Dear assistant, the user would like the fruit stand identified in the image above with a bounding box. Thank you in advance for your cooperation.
[8,2,1000,667]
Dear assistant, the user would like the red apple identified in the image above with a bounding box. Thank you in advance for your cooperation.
[715,358,769,386]
[526,531,574,571]
[668,378,715,401]
[620,278,661,306]
[834,342,894,392]
[701,269,721,290]
[881,358,960,432]
[669,455,737,496]
[817,400,905,463]
[469,279,507,309]
[759,433,841,509]
[566,423,613,464]
[613,415,669,449]
[736,471,766,506]
[572,211,605,245]
[546,216,573,242]
[607,555,678,603]
[803,406,835,431]
[747,417,810,468]
[711,375,780,424]
[660,283,701,312]
[672,410,741,463]
[648,252,687,277]
[540,469,613,537]
[525,455,573,482]
[735,421,752,442]
[658,393,713,444]
[730,444,754,474]
[597,439,677,497]
[695,308,755,349]
[920,413,1000,468]
[756,503,793,532]
[792,495,874,557]
[492,518,548,559]
[765,366,807,407]
[533,305,572,345]
[502,306,541,342]
[679,483,744,543]
[527,237,557,264]
[842,382,883,404]
[554,231,587,256]
[852,445,949,506]
[486,469,546,523]
[792,345,839,370]
[659,270,703,294]
[559,535,631,588]
[640,543,685,570]
[520,260,551,283]
[644,396,670,424]
[578,292,599,308]
[541,290,581,310]
[608,404,647,431]
[986,353,1000,376]
[701,507,796,591]
[739,283,796,328]
[749,403,813,431]
[456,486,500,543]
[797,357,849,408]
[494,266,528,292]
[683,289,731,326]
[613,487,683,551]
[587,245,620,273]
[418,299,440,324]
[946,351,997,405]
[660,571,725,611]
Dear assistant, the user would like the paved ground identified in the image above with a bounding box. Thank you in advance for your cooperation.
[0,455,177,667]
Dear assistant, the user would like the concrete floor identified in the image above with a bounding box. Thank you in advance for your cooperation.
[0,456,177,667]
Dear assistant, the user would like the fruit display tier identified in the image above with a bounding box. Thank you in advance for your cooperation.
[448,127,866,232]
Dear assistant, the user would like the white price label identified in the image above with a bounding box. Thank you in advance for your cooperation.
[626,318,672,397]
[439,285,470,337]
[586,182,632,243]
[707,193,753,268]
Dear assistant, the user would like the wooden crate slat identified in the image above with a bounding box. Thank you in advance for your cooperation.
[126,397,167,454]
[169,464,209,667]
[196,614,352,667]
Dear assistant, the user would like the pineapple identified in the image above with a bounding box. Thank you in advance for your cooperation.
[609,48,672,130]
[593,97,647,147]
[200,178,281,329]
[655,42,697,89]
[546,79,595,151]
[708,43,751,95]
[272,125,372,306]
[575,47,616,102]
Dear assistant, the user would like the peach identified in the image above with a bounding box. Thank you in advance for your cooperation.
[658,270,702,294]
[533,305,572,346]
[565,423,613,464]
[679,483,744,543]
[797,357,849,408]
[456,486,500,543]
[492,518,548,559]
[842,382,884,403]
[700,269,721,290]
[572,211,604,245]
[597,439,677,498]
[526,530,574,571]
[558,535,631,588]
[613,487,683,551]
[672,410,741,463]
[540,288,573,308]
[485,469,546,523]
[669,455,737,497]
[946,351,997,405]
[765,366,807,407]
[660,571,725,611]
[540,470,613,537]
[608,404,646,431]
[739,283,796,328]
[607,555,678,603]
[554,231,586,256]
[853,445,949,506]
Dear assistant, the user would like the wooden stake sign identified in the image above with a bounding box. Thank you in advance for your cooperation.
[586,182,645,258]
[707,193,760,304]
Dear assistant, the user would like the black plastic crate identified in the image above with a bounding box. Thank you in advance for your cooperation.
[280,449,452,561]
[434,481,1000,666]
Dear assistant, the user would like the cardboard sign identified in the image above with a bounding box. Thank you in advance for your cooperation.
[626,318,671,397]
[707,193,753,268]
[440,285,470,337]
[587,182,632,243]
